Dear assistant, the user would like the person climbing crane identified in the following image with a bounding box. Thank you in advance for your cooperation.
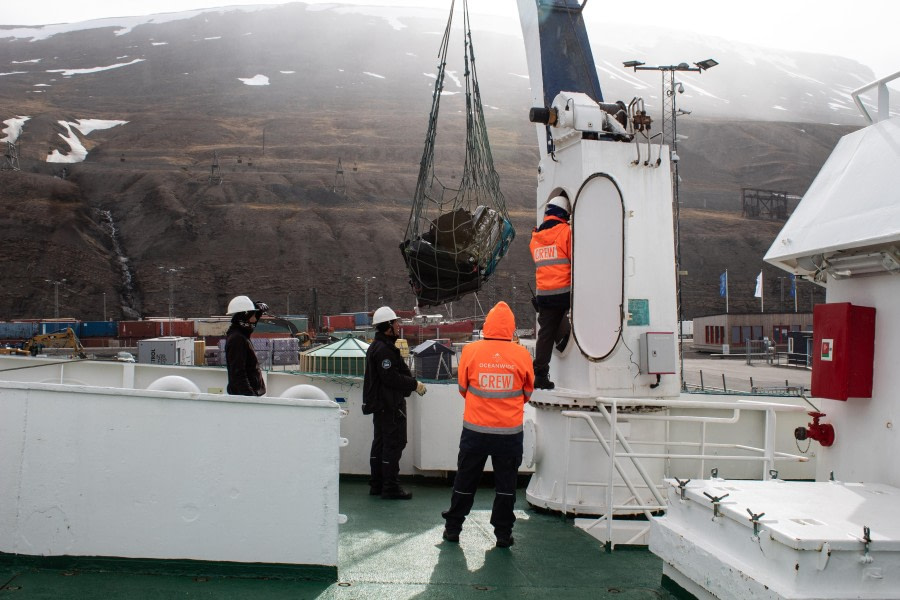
[529,195,572,390]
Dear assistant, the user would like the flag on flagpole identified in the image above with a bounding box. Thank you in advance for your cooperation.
[719,272,727,297]
[790,274,796,299]
[754,271,763,298]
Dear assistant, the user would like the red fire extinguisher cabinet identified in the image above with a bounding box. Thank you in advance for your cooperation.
[811,302,876,401]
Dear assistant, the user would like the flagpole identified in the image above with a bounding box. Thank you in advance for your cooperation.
[761,273,764,313]
[794,276,798,313]
[725,269,729,314]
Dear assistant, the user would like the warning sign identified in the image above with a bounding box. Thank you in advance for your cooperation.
[820,338,834,362]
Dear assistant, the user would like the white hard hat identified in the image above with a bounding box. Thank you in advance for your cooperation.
[372,306,398,326]
[547,195,570,213]
[226,295,256,315]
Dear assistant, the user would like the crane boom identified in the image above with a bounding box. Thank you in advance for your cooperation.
[517,0,604,156]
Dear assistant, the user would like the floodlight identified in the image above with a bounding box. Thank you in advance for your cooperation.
[695,58,719,71]
[623,60,645,69]
[824,247,900,279]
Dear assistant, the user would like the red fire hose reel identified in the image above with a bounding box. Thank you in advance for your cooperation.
[794,411,835,447]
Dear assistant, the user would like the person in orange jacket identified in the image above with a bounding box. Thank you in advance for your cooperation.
[441,301,534,548]
[529,194,572,390]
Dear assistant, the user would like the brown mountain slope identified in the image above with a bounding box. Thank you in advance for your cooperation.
[0,5,846,323]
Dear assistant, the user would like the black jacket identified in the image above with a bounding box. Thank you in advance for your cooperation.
[362,332,417,415]
[225,323,266,396]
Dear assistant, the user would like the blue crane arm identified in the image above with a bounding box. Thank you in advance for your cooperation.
[519,0,603,106]
[517,0,604,155]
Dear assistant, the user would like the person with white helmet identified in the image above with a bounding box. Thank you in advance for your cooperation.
[363,305,427,499]
[224,295,269,396]
[529,194,573,390]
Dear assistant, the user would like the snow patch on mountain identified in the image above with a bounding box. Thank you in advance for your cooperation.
[46,59,144,77]
[238,74,270,86]
[47,119,128,163]
[1,116,30,144]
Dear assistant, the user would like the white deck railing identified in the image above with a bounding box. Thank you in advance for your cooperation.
[559,396,808,549]
[851,70,900,124]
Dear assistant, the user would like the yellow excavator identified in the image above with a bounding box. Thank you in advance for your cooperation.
[0,328,87,358]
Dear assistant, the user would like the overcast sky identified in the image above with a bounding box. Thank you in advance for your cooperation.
[4,0,897,78]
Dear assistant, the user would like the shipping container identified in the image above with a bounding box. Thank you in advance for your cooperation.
[137,337,195,365]
[195,319,231,337]
[353,312,372,327]
[323,314,356,331]
[144,319,194,337]
[80,321,119,338]
[255,320,299,334]
[41,321,78,335]
[201,335,225,348]
[217,337,298,368]
[119,321,164,339]
[0,322,39,340]
[397,320,475,346]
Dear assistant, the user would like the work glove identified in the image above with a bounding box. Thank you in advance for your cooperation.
[416,381,427,396]
[254,301,269,314]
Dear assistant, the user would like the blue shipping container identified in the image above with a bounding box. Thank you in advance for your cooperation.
[41,321,78,335]
[0,322,39,340]
[81,321,119,338]
[354,312,372,327]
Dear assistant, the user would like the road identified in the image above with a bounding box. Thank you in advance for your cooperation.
[682,356,811,394]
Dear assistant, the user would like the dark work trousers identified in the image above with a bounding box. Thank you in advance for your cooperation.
[534,306,570,377]
[443,430,524,537]
[370,407,408,493]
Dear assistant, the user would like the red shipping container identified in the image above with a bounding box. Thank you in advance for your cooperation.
[153,320,194,337]
[324,315,356,330]
[118,321,164,339]
[811,303,876,401]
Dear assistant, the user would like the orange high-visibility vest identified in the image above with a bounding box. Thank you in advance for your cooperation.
[529,217,571,296]
[458,302,534,434]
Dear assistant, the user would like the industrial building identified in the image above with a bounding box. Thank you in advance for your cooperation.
[692,311,813,353]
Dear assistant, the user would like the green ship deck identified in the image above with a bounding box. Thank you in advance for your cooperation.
[1,478,677,599]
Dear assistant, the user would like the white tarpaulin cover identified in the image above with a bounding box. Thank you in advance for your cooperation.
[765,117,900,272]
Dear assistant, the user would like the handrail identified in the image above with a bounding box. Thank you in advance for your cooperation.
[851,70,900,124]
[558,396,807,549]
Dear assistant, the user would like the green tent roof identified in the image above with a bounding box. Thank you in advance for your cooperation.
[304,336,369,358]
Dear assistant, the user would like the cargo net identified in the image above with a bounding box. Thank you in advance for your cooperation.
[400,0,515,308]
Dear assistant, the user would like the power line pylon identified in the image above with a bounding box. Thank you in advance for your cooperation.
[333,158,346,196]
[2,141,20,171]
[208,151,223,185]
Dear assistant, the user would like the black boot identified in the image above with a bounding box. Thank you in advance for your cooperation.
[534,375,555,390]
[381,486,413,500]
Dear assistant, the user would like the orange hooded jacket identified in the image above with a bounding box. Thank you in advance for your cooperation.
[457,301,535,434]
[529,216,571,295]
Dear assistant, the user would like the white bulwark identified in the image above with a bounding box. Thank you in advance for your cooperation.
[0,362,342,575]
